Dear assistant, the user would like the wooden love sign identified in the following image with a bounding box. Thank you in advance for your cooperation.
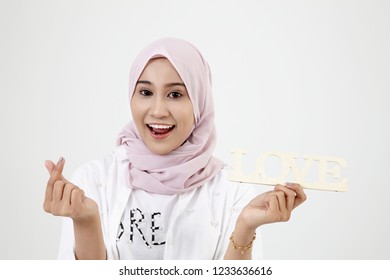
[229,149,348,192]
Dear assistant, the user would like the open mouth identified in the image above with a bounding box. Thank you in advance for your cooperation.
[147,124,175,136]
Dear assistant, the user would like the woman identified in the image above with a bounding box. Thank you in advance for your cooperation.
[43,38,306,260]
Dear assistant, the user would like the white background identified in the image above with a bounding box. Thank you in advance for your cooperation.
[0,0,389,259]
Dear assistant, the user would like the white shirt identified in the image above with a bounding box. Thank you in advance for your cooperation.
[117,190,179,259]
[58,146,263,259]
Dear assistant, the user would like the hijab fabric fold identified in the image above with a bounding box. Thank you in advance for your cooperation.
[116,38,223,195]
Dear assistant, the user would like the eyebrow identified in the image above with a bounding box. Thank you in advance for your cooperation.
[137,80,186,88]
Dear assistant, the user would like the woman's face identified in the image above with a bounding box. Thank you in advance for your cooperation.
[131,58,195,155]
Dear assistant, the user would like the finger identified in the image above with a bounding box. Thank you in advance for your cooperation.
[44,178,54,207]
[62,183,77,205]
[266,194,279,212]
[264,194,282,223]
[48,157,66,184]
[44,160,57,204]
[275,184,296,211]
[45,158,67,202]
[286,183,307,209]
[71,188,84,206]
[286,194,295,212]
[274,185,289,209]
[52,180,67,202]
[70,188,85,218]
[271,188,291,221]
[274,190,287,213]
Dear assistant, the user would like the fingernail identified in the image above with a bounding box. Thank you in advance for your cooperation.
[57,157,64,165]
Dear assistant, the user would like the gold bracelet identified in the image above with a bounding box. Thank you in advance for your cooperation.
[229,231,256,254]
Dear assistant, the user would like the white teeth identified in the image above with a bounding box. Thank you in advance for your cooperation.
[148,124,174,129]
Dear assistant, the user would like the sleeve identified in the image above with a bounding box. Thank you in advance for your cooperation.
[230,183,264,260]
[57,160,104,260]
[57,217,76,260]
[213,171,263,260]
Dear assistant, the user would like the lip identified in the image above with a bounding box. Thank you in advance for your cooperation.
[146,123,175,140]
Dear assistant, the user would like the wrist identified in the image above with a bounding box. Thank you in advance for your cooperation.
[236,211,258,233]
[231,215,257,248]
[72,212,100,226]
[230,231,256,255]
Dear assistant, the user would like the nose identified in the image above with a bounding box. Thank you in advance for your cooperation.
[150,96,169,119]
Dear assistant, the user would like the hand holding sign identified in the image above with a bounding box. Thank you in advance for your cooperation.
[239,183,307,229]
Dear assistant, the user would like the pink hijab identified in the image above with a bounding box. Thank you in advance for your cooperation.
[116,38,224,195]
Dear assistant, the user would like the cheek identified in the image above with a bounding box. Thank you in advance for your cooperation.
[180,106,195,130]
[185,103,195,125]
[130,98,143,121]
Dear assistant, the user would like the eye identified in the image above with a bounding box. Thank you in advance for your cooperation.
[139,89,152,96]
[167,91,182,99]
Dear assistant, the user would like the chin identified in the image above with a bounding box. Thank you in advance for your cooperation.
[146,145,174,156]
